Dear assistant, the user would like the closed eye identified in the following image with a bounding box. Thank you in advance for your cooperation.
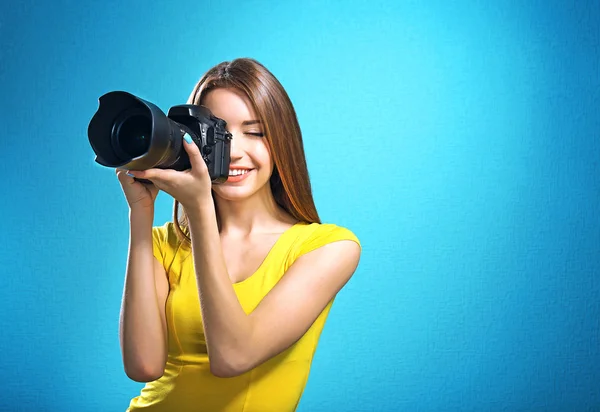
[245,132,264,137]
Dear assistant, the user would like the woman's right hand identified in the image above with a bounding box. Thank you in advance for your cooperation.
[116,168,159,211]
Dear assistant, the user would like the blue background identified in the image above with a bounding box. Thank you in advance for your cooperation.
[1,1,599,411]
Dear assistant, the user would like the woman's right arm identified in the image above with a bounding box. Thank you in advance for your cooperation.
[119,207,169,382]
[115,169,168,382]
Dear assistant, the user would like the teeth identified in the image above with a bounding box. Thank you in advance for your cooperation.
[229,169,250,176]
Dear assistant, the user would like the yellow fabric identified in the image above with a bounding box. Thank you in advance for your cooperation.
[126,221,360,412]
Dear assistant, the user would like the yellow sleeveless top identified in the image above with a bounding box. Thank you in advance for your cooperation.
[126,220,360,412]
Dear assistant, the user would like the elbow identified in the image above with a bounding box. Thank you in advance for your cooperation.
[121,346,167,382]
[210,354,251,378]
[124,364,165,383]
[210,365,246,379]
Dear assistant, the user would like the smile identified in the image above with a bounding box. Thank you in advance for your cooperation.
[226,169,254,183]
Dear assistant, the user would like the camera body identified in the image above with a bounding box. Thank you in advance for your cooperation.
[88,91,233,184]
[167,104,232,183]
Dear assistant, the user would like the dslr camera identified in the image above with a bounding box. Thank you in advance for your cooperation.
[88,91,233,184]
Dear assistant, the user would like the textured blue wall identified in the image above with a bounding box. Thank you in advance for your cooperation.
[1,1,598,411]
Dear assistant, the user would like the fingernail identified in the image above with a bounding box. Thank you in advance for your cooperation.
[184,133,193,144]
[126,171,135,177]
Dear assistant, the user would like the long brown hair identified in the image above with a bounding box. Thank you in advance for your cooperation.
[173,58,320,245]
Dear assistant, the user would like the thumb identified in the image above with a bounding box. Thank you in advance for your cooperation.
[183,133,206,172]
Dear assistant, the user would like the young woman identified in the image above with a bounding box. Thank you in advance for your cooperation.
[116,58,361,411]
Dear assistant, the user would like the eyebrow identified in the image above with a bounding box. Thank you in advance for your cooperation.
[241,120,261,126]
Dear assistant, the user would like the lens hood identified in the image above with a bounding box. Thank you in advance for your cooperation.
[88,91,182,170]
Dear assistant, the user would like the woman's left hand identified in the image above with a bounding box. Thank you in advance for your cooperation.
[127,134,213,211]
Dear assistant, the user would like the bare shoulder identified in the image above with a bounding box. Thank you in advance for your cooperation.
[293,222,361,259]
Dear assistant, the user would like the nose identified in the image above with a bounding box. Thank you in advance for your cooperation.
[228,130,244,160]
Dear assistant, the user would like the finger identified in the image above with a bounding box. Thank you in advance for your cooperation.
[129,168,178,185]
[148,183,160,196]
[183,133,207,172]
[116,168,134,183]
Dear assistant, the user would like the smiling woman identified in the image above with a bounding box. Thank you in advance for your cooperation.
[115,58,361,412]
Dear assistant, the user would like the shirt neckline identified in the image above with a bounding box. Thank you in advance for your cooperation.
[232,221,307,287]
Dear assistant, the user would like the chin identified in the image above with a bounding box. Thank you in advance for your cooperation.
[212,186,257,202]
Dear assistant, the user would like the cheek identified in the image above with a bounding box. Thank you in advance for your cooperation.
[254,140,273,169]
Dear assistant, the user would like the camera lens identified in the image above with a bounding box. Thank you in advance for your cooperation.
[115,114,152,158]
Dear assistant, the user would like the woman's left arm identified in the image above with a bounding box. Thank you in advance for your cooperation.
[186,202,361,378]
[185,202,252,377]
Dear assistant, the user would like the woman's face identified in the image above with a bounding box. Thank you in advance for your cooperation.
[201,87,273,201]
